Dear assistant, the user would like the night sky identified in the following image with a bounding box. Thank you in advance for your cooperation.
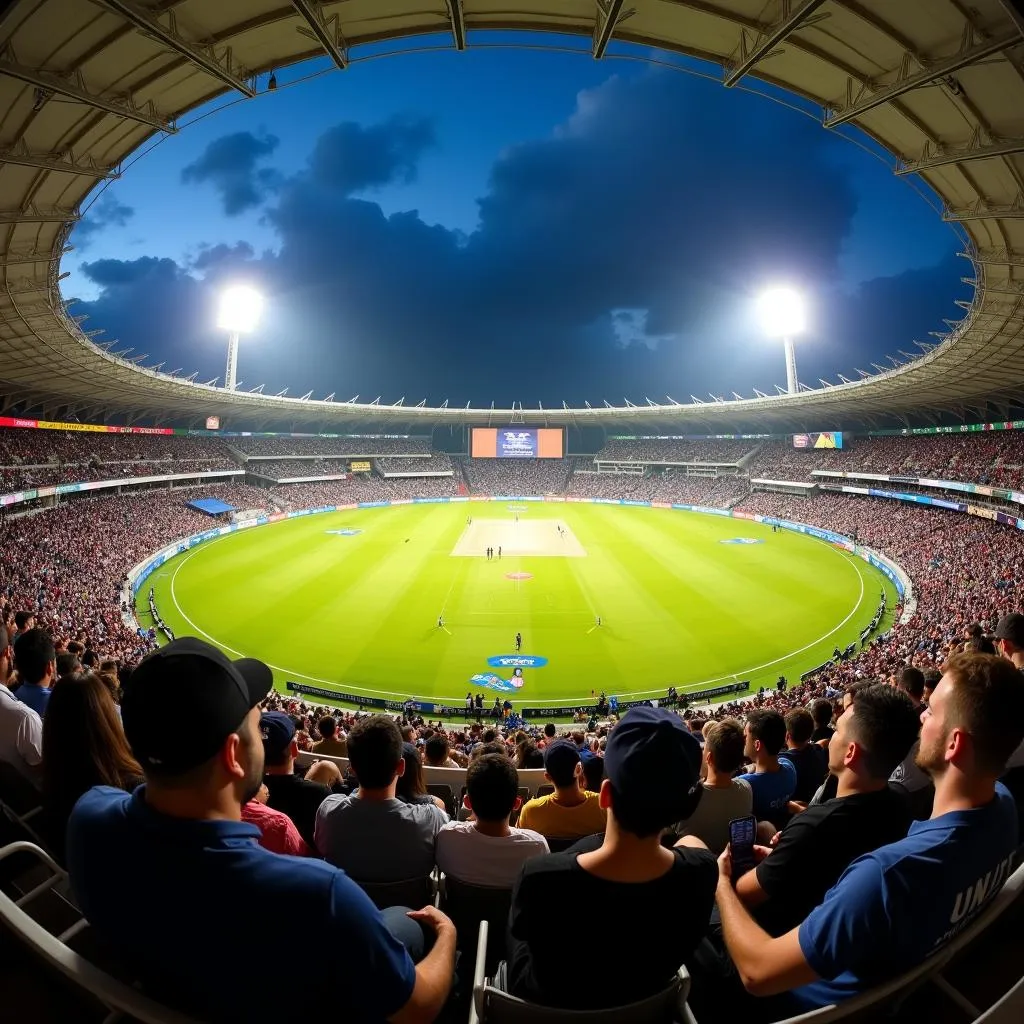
[65,43,970,407]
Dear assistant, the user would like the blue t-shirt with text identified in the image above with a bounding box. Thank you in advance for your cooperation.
[737,761,797,820]
[67,787,416,1023]
[793,784,1019,1009]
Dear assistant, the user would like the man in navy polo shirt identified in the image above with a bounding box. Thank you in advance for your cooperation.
[67,637,456,1024]
[713,652,1024,1016]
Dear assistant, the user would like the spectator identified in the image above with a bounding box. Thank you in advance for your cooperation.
[715,653,1024,1012]
[424,733,459,768]
[260,711,332,848]
[241,782,311,857]
[56,652,82,681]
[40,671,143,862]
[13,628,56,717]
[310,715,347,756]
[0,626,42,784]
[733,685,920,936]
[675,719,752,854]
[808,699,835,744]
[315,715,448,882]
[66,638,456,1023]
[397,742,447,811]
[897,667,927,715]
[436,753,548,886]
[993,613,1024,670]
[737,711,797,826]
[780,709,827,805]
[517,740,606,839]
[506,707,717,1009]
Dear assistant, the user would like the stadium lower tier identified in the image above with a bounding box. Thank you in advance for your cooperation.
[2,482,1018,712]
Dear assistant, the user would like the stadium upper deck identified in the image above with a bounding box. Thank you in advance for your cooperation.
[0,0,1022,433]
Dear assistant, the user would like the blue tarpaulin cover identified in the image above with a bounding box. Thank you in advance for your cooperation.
[187,497,237,515]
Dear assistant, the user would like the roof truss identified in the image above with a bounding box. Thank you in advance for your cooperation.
[291,0,348,69]
[723,0,828,88]
[93,0,256,98]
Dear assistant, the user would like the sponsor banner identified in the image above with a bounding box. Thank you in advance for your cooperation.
[621,500,651,507]
[671,503,694,511]
[968,504,998,522]
[0,416,175,435]
[522,681,750,718]
[732,511,755,520]
[284,682,407,712]
[390,498,413,506]
[692,506,731,517]
[874,421,1024,436]
[487,655,548,669]
[413,496,447,504]
[450,496,470,503]
[358,501,391,508]
[337,503,358,510]
[652,501,672,509]
[350,461,372,472]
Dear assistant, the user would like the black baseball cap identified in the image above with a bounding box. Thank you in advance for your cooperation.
[604,706,702,822]
[995,614,1024,647]
[122,637,272,775]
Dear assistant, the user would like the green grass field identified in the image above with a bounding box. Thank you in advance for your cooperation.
[140,502,898,710]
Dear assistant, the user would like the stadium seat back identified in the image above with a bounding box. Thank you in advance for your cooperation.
[427,783,457,817]
[545,834,602,853]
[0,841,201,1024]
[470,920,690,1024]
[354,875,434,910]
[442,875,512,973]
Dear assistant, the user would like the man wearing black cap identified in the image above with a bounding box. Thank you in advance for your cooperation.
[994,613,1024,670]
[66,638,456,1023]
[505,706,716,1010]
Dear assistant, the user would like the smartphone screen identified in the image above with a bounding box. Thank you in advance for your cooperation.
[729,815,757,878]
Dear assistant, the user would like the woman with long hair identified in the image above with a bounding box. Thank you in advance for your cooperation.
[41,671,144,862]
[396,742,446,811]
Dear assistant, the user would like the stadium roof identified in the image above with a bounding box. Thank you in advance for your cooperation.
[0,0,1022,433]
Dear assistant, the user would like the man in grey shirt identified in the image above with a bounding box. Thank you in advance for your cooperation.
[315,715,448,881]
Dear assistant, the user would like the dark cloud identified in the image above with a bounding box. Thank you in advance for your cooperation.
[73,194,134,249]
[190,241,256,272]
[181,131,280,215]
[309,115,435,194]
[74,71,966,405]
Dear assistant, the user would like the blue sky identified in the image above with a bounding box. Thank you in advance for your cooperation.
[67,40,968,405]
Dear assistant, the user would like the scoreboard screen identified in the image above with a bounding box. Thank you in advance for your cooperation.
[471,427,564,459]
[794,431,843,450]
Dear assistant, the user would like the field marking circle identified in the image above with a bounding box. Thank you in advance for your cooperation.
[166,511,876,705]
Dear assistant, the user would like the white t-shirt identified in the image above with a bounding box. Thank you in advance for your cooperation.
[0,684,42,785]
[436,821,549,887]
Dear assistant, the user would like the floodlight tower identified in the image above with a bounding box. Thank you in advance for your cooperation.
[217,286,263,390]
[757,287,806,395]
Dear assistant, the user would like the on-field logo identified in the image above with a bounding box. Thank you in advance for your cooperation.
[487,655,548,669]
[719,538,764,545]
[470,672,524,693]
[325,529,362,536]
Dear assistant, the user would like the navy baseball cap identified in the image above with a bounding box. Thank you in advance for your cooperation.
[995,614,1024,646]
[604,706,702,820]
[122,637,272,775]
[543,739,581,781]
[260,711,297,759]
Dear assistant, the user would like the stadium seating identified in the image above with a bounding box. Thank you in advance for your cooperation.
[0,842,201,1024]
[469,920,692,1023]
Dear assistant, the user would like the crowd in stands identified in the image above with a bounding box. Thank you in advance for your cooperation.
[246,458,350,479]
[463,459,574,493]
[0,457,238,492]
[748,433,1024,488]
[232,436,433,457]
[0,484,275,664]
[376,455,454,475]
[594,438,759,463]
[0,428,232,465]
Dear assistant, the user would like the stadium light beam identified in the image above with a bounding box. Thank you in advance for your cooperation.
[217,286,263,391]
[757,287,805,395]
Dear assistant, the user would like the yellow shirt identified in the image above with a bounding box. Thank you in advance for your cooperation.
[518,791,607,838]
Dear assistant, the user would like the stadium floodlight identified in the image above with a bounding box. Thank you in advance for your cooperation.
[757,287,805,395]
[217,286,263,390]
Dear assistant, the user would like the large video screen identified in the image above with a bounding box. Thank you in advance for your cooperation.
[793,431,843,450]
[471,427,564,459]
